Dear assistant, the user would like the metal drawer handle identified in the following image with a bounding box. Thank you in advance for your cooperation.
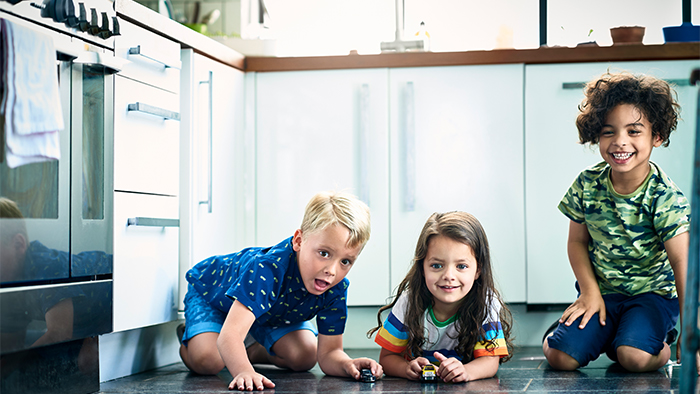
[127,217,179,227]
[563,78,690,90]
[199,71,213,214]
[128,45,182,70]
[128,102,181,121]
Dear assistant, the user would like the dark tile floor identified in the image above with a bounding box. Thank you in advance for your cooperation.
[98,347,699,393]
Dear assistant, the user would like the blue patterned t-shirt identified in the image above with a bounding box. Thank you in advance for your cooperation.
[185,236,349,335]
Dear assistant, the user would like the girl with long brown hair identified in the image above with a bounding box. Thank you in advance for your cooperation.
[368,211,513,382]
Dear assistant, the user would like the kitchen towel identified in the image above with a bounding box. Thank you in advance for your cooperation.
[0,18,63,168]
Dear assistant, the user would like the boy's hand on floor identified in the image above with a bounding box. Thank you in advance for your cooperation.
[560,292,606,329]
[346,357,383,380]
[228,371,275,391]
[406,357,430,381]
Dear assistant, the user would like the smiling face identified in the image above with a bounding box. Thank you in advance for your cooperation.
[292,224,364,295]
[599,103,663,191]
[423,235,479,320]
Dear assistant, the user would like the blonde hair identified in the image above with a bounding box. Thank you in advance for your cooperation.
[300,191,371,249]
[0,197,27,244]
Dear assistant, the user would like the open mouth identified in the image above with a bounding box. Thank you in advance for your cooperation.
[314,279,330,292]
[438,285,459,291]
[611,152,633,161]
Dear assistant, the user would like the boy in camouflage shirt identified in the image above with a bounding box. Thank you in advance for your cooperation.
[542,72,699,374]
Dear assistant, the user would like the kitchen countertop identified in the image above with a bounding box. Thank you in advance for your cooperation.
[115,0,245,70]
[115,0,699,73]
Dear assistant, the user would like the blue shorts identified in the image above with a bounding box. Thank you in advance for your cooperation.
[182,284,318,355]
[546,287,679,367]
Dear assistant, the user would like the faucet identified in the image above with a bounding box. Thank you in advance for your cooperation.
[380,0,424,52]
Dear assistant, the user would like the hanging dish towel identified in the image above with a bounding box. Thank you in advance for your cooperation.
[0,18,63,168]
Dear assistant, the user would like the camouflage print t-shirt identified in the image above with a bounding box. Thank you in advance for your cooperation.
[558,161,690,299]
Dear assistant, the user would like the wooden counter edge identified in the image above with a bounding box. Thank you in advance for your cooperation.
[245,43,700,72]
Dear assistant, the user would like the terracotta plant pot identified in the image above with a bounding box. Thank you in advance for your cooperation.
[610,26,645,45]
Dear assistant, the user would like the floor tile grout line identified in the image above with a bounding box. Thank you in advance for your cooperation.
[522,378,533,391]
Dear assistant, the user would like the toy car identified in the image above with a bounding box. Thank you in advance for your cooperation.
[360,368,376,383]
[421,364,438,382]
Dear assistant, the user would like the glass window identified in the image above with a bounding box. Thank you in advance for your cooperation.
[547,0,694,47]
[140,0,699,55]
[262,0,540,55]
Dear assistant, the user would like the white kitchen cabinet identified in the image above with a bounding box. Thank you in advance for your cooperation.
[178,50,250,311]
[388,65,526,303]
[113,19,181,331]
[114,20,181,94]
[113,192,179,331]
[525,60,700,305]
[113,75,180,196]
[254,69,391,306]
[253,65,526,305]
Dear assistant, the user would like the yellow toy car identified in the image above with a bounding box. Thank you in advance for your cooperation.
[421,364,438,381]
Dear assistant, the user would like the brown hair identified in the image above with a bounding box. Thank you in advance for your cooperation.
[576,71,680,147]
[368,211,513,363]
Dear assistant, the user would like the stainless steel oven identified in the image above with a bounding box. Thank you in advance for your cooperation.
[0,0,121,392]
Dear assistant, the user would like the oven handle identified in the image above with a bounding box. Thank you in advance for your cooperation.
[55,44,80,61]
[74,51,127,74]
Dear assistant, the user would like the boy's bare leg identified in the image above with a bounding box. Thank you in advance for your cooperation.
[542,334,580,371]
[248,330,317,372]
[616,344,670,372]
[179,332,225,375]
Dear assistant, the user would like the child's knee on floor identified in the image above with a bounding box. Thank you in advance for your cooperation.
[616,344,669,372]
[186,347,226,375]
[543,340,580,371]
[182,332,226,375]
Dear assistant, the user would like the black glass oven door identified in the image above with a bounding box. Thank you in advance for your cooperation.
[0,58,72,286]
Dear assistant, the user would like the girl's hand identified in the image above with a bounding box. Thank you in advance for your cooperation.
[345,357,383,381]
[228,371,275,391]
[560,292,606,329]
[434,352,468,383]
[406,357,431,381]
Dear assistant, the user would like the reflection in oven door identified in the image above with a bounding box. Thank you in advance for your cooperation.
[0,7,117,393]
[0,36,115,281]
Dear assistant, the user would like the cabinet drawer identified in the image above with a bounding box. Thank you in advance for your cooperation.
[114,75,179,196]
[115,19,180,93]
[113,192,179,332]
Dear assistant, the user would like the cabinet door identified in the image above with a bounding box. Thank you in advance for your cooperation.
[113,192,179,331]
[254,69,391,306]
[525,60,700,304]
[178,51,249,310]
[389,65,526,303]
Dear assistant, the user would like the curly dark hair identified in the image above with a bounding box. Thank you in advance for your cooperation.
[367,211,513,364]
[576,71,680,147]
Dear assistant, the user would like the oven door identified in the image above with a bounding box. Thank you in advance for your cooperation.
[0,11,118,355]
[69,58,115,278]
[0,30,116,284]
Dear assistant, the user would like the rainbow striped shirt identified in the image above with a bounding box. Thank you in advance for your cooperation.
[374,292,508,362]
